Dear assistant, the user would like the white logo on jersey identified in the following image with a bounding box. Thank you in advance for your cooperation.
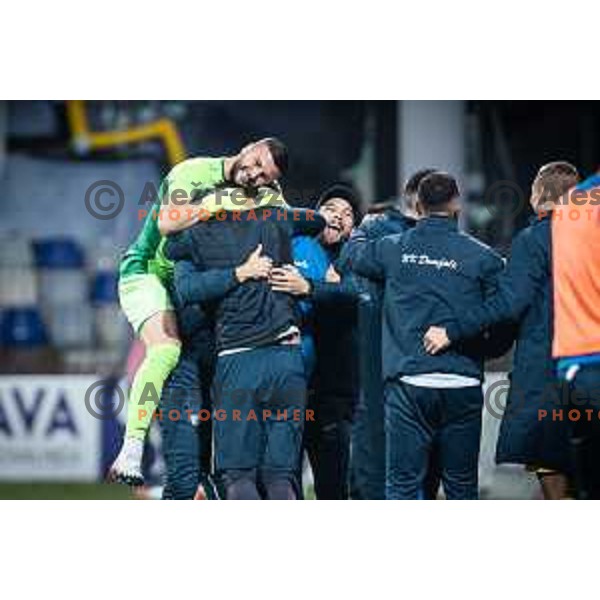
[402,253,458,270]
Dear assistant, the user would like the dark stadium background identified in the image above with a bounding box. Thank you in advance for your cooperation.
[0,100,598,499]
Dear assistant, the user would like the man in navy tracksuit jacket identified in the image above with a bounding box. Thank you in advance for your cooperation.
[341,169,433,499]
[160,252,274,500]
[423,162,581,499]
[165,200,325,500]
[348,172,504,499]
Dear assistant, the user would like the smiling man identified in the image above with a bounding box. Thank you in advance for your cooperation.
[269,183,363,498]
[111,138,288,485]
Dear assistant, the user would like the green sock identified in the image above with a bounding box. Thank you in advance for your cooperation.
[125,342,181,441]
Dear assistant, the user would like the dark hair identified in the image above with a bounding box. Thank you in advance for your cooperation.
[404,168,438,197]
[264,137,289,176]
[534,161,580,204]
[317,182,364,225]
[417,172,460,208]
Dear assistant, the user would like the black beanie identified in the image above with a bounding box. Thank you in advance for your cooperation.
[316,182,364,226]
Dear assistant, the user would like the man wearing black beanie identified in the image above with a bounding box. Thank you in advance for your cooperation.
[269,182,362,498]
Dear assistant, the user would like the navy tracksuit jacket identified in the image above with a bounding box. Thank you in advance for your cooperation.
[445,214,571,473]
[163,208,325,496]
[340,208,416,499]
[166,208,325,352]
[348,215,505,499]
[348,215,505,382]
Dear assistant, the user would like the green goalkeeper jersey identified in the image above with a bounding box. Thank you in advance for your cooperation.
[119,157,226,283]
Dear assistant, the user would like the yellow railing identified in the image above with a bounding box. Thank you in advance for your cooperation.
[66,100,186,166]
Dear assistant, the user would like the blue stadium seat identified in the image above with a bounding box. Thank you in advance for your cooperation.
[0,307,48,347]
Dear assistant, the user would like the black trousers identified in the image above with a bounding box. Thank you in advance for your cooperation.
[350,298,386,499]
[304,390,353,500]
[567,363,600,499]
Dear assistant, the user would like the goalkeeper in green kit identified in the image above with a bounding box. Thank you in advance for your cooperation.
[109,138,289,485]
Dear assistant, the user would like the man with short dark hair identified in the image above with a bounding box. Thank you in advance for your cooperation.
[348,172,504,499]
[342,169,435,499]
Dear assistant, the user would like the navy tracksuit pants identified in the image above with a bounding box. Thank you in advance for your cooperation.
[385,379,483,500]
[160,339,215,500]
[212,344,307,498]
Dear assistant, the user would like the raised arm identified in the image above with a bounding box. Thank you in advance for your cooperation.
[173,244,273,307]
[344,227,389,281]
[174,261,238,306]
[424,229,546,353]
[457,232,544,337]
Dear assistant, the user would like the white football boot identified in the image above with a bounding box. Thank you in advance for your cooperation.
[107,437,145,486]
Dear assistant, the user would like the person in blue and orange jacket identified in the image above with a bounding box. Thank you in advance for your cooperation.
[552,170,600,499]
